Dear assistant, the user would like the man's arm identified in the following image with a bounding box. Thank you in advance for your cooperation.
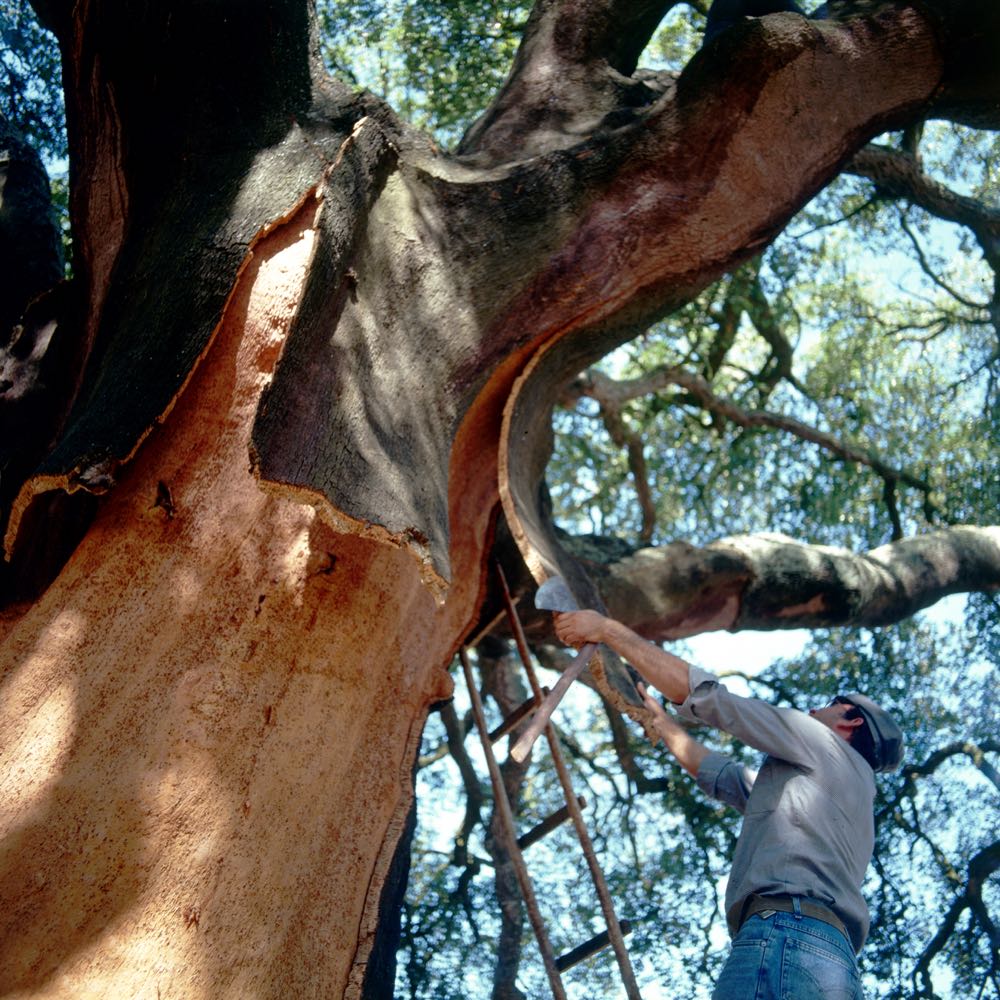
[554,608,824,772]
[554,610,692,704]
[640,682,756,813]
[638,682,710,778]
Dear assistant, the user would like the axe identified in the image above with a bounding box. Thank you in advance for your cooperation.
[509,576,597,763]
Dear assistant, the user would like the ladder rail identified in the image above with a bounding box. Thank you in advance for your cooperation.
[496,565,644,1000]
[459,648,569,1000]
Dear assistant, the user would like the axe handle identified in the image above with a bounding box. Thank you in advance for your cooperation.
[509,643,597,763]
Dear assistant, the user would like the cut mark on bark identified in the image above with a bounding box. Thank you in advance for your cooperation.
[774,593,829,618]
[0,197,458,997]
[253,476,450,604]
[151,481,176,520]
[662,592,743,639]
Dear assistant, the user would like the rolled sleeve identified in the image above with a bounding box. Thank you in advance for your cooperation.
[697,751,756,814]
[677,666,828,770]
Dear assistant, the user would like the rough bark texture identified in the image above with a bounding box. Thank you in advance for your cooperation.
[1,0,997,996]
[0,113,63,337]
[585,526,1000,639]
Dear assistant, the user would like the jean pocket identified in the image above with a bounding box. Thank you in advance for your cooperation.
[712,939,766,1000]
[780,936,860,1000]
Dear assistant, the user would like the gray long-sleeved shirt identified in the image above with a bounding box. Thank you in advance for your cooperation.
[677,665,875,953]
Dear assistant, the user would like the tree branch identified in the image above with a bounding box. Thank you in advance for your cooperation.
[848,141,1000,351]
[459,0,681,160]
[744,270,797,399]
[846,143,1000,258]
[898,211,991,312]
[600,406,658,544]
[704,268,750,380]
[569,364,940,519]
[440,700,485,869]
[878,739,1000,821]
[585,525,1000,638]
[912,839,1000,998]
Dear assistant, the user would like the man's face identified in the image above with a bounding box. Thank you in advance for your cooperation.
[809,700,864,742]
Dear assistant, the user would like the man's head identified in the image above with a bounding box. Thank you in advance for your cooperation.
[809,693,905,773]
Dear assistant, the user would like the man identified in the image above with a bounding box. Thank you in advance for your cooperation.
[553,609,904,1000]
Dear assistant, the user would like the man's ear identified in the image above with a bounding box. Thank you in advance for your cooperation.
[837,716,865,738]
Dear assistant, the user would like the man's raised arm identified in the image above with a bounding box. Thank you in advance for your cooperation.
[554,610,692,704]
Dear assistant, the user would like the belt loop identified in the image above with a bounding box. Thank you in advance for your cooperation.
[792,896,802,920]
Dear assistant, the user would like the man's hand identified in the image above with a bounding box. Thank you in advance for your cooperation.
[639,681,678,730]
[555,608,692,704]
[553,610,609,648]
[639,681,690,741]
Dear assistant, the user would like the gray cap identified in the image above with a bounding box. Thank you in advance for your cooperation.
[836,693,905,773]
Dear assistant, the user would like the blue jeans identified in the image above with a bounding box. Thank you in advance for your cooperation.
[712,910,864,999]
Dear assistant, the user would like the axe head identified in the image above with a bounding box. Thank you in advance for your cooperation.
[534,576,580,613]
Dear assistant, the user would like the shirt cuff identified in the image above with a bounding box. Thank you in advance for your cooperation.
[687,664,719,693]
[695,750,732,797]
[676,664,720,723]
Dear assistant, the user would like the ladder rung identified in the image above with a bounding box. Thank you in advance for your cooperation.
[555,920,634,973]
[517,797,587,851]
[487,687,550,744]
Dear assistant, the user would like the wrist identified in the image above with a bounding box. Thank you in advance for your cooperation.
[600,616,629,648]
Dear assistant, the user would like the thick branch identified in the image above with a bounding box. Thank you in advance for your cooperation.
[459,0,681,160]
[582,525,1000,638]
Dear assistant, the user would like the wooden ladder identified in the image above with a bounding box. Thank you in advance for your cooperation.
[459,565,643,1000]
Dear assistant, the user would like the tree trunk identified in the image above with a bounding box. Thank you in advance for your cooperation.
[1,1,997,996]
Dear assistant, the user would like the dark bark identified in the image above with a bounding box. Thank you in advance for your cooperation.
[361,790,417,1000]
[0,113,62,337]
[916,0,1000,128]
[6,0,953,587]
[7,0,371,584]
[459,0,682,162]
